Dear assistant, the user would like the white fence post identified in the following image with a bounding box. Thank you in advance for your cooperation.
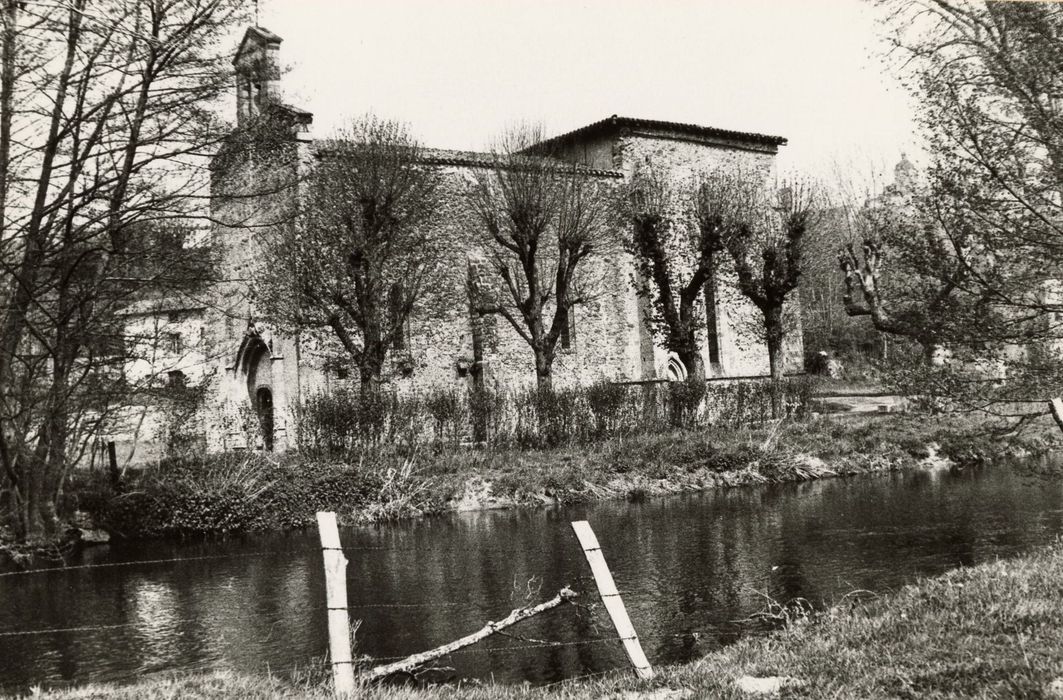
[570,520,654,679]
[317,511,356,696]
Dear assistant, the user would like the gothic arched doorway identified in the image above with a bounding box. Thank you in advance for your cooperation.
[256,386,274,452]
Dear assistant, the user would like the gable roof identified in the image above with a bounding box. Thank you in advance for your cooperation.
[313,144,622,177]
[531,115,788,152]
[233,26,282,65]
[418,148,622,177]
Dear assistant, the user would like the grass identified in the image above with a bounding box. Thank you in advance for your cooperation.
[432,411,1059,508]
[33,539,1063,698]
[51,411,1061,542]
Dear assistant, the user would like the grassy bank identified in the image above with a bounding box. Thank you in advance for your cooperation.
[56,411,1060,541]
[35,539,1063,698]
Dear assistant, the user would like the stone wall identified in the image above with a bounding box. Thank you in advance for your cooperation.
[166,117,805,457]
[555,126,804,379]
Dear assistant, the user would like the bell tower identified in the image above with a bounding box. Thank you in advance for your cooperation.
[233,26,283,126]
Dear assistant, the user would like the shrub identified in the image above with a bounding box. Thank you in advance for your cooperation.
[91,453,393,538]
[423,389,465,444]
[293,377,815,456]
[667,379,707,429]
[586,381,629,436]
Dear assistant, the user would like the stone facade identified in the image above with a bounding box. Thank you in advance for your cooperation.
[119,27,804,457]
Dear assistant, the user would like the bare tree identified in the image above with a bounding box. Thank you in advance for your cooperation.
[700,174,818,383]
[254,116,444,390]
[837,1,1063,407]
[0,0,243,542]
[622,164,734,379]
[468,126,616,392]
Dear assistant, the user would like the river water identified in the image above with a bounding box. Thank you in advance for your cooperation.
[2,462,1062,691]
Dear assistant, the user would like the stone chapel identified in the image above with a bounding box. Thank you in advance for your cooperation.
[122,26,801,456]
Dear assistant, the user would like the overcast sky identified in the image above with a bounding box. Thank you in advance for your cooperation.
[253,0,920,183]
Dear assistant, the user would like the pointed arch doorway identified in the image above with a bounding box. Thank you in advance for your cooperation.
[232,329,281,452]
[255,386,274,452]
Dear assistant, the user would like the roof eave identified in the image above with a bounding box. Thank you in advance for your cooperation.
[531,115,788,153]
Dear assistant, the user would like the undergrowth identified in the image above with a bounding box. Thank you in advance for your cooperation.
[59,412,1058,540]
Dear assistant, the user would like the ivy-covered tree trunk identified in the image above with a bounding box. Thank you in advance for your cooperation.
[764,304,786,382]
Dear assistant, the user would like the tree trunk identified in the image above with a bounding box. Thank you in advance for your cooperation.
[764,305,786,381]
[764,304,785,418]
[359,340,385,392]
[677,344,704,381]
[468,307,487,442]
[534,346,554,393]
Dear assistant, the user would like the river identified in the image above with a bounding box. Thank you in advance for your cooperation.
[2,461,1062,691]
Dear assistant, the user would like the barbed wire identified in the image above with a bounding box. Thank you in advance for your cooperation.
[0,550,285,577]
[0,622,139,638]
[0,543,592,577]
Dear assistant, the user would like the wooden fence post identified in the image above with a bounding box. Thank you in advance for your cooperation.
[570,520,654,679]
[317,512,356,696]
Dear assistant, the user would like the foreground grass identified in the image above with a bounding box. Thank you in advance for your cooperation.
[36,540,1063,698]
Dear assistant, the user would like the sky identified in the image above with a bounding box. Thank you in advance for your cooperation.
[251,0,921,184]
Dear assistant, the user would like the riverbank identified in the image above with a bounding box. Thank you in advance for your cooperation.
[35,538,1063,698]
[2,411,1057,552]
[41,412,1063,543]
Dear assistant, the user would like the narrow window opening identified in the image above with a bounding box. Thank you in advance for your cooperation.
[560,308,575,350]
[388,283,410,351]
[704,279,721,367]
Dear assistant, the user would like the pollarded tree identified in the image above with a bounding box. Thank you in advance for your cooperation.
[468,126,617,392]
[622,164,743,380]
[837,189,981,363]
[838,1,1063,412]
[254,116,444,390]
[702,174,819,383]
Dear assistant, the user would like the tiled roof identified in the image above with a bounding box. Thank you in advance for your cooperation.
[234,26,282,64]
[314,145,623,177]
[531,115,787,151]
[418,148,622,177]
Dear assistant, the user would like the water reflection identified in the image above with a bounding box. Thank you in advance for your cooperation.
[1,463,1062,691]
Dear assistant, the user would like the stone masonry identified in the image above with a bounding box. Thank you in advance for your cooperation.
[131,26,803,456]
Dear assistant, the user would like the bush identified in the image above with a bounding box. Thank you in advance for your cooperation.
[667,379,707,428]
[294,377,816,455]
[90,453,398,538]
[804,350,830,375]
[423,389,465,444]
[586,381,629,436]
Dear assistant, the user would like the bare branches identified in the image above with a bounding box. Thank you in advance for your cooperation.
[835,2,1063,403]
[254,115,444,390]
[469,123,616,391]
[0,0,246,541]
[716,174,820,382]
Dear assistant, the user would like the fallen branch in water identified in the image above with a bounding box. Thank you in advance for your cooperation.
[365,586,578,681]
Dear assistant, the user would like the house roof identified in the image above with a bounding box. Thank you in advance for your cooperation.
[418,148,622,177]
[531,115,788,152]
[314,145,623,177]
[233,26,282,65]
